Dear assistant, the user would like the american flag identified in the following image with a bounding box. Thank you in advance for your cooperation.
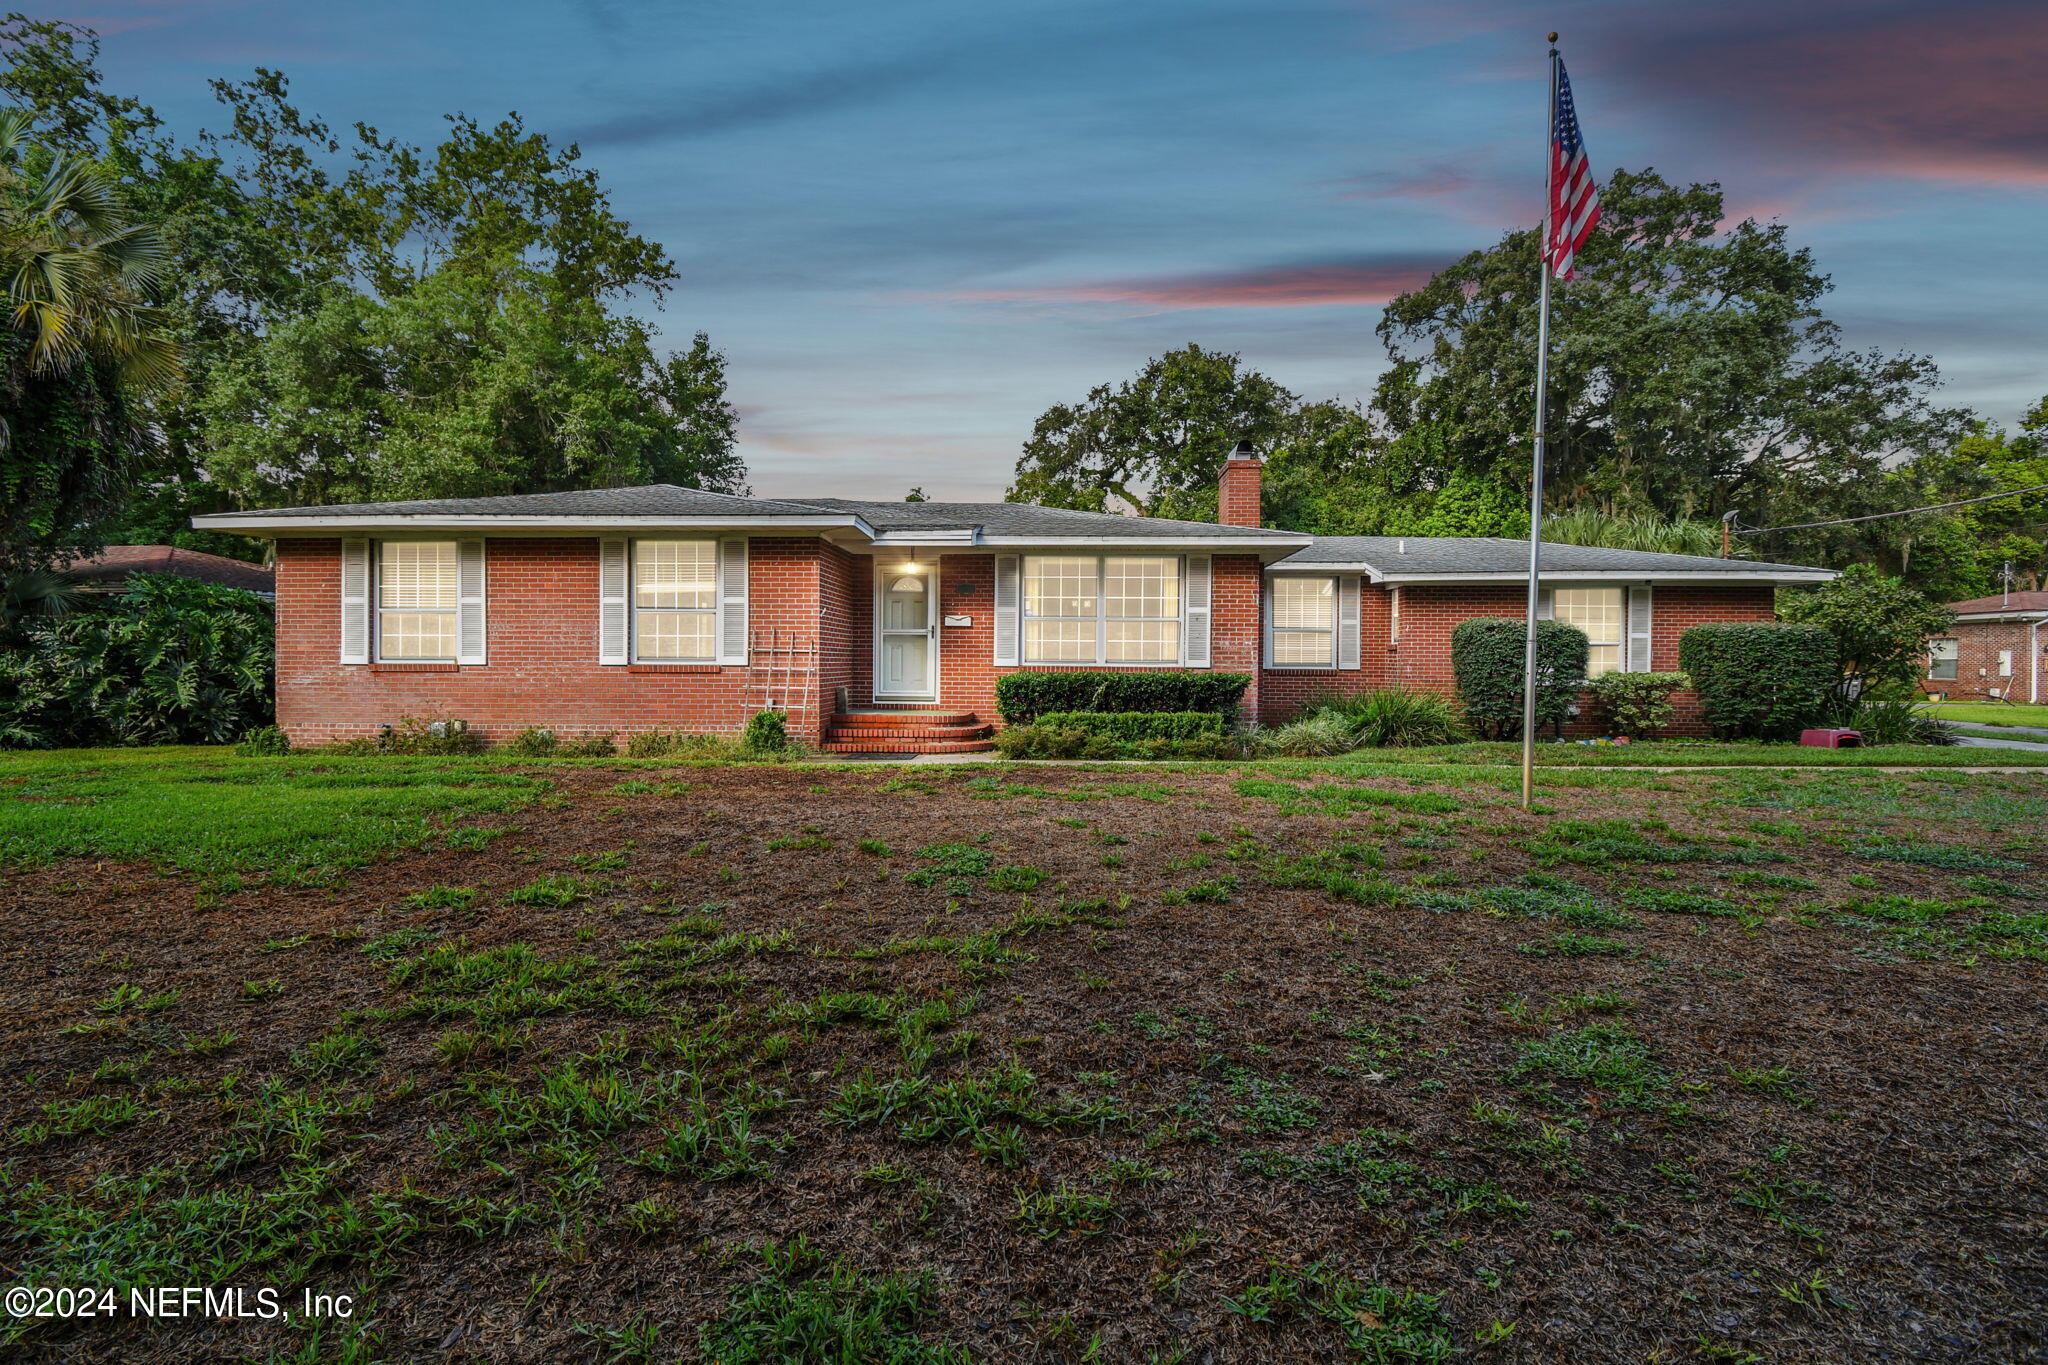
[1545,59,1600,281]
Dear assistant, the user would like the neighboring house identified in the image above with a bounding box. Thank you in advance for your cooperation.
[61,545,276,598]
[1919,590,2048,704]
[191,452,1832,752]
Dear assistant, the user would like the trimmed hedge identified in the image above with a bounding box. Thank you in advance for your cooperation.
[994,670,1251,724]
[1034,711,1226,741]
[1678,622,1837,740]
[994,724,1235,761]
[1450,617,1589,740]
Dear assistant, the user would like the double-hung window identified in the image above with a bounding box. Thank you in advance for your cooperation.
[1552,586,1625,678]
[377,541,459,661]
[1022,555,1181,665]
[1270,576,1336,667]
[1928,638,1958,681]
[633,540,718,661]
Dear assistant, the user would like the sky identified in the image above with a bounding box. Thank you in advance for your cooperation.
[45,0,2048,499]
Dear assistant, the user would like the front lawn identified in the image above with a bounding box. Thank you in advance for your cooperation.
[1281,738,2048,767]
[3,752,2044,1362]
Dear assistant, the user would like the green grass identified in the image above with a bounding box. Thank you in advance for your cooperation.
[1288,741,2048,769]
[1922,702,2048,728]
[0,748,545,881]
[703,1244,966,1363]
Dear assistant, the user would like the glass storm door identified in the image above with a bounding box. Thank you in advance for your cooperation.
[877,566,936,699]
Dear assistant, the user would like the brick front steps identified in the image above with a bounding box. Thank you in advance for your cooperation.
[820,709,996,755]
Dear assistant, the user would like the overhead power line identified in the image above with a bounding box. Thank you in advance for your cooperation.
[1732,483,2048,537]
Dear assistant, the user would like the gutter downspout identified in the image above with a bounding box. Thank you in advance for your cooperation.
[2032,618,2041,705]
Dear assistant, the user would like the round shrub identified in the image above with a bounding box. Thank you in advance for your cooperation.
[1586,672,1689,739]
[742,709,796,754]
[1450,617,1589,741]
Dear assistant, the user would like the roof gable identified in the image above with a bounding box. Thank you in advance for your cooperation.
[1948,590,2048,615]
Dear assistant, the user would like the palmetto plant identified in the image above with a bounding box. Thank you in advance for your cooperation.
[0,108,179,399]
[1542,507,1725,558]
[0,573,272,747]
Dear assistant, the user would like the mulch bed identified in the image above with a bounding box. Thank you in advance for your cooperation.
[2,763,2043,1362]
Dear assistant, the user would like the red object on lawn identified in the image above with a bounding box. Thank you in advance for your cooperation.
[1799,729,1863,748]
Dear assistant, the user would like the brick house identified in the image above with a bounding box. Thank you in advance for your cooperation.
[1919,590,2048,704]
[193,452,1832,752]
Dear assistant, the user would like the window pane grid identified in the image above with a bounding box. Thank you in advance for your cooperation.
[633,539,718,661]
[1270,577,1336,668]
[1552,586,1625,679]
[1022,555,1180,665]
[377,541,457,660]
[635,540,716,609]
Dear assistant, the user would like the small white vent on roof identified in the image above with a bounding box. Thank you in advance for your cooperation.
[1398,539,1407,554]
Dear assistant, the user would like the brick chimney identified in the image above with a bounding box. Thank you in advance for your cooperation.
[1218,440,1263,527]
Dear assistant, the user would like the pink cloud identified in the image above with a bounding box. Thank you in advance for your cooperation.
[1385,0,2048,190]
[1593,1,2048,189]
[949,255,1454,312]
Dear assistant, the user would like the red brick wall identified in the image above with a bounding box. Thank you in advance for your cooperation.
[1256,581,1778,736]
[1219,458,1263,527]
[1917,618,2046,703]
[913,552,1265,723]
[815,540,859,718]
[274,536,846,746]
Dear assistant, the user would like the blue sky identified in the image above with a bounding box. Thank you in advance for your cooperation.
[58,0,2048,498]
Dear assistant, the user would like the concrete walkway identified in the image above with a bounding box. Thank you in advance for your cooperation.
[1953,732,2048,753]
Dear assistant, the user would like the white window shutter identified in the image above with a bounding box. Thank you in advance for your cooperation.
[993,555,1021,667]
[599,539,629,665]
[718,537,749,665]
[1338,575,1361,670]
[1183,554,1212,667]
[340,538,370,665]
[456,538,487,665]
[1536,588,1555,621]
[1627,585,1654,672]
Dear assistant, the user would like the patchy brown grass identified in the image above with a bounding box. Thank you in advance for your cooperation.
[2,759,2045,1363]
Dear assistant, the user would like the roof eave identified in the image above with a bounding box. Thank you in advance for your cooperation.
[191,512,881,538]
[975,533,1311,553]
[1363,568,1838,586]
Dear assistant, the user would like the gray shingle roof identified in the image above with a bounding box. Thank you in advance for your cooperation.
[1272,535,1828,577]
[801,498,1306,540]
[203,485,1309,541]
[214,484,833,519]
[197,485,1828,577]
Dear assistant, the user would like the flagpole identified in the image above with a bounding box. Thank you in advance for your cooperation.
[1520,35,1561,811]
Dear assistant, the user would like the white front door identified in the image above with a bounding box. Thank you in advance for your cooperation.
[876,564,936,699]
